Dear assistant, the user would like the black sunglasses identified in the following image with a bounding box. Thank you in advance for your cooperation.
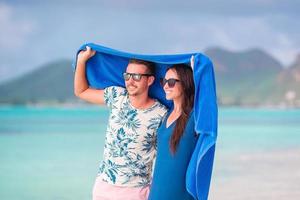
[160,78,180,88]
[123,72,153,81]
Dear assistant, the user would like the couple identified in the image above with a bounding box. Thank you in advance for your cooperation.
[74,46,197,200]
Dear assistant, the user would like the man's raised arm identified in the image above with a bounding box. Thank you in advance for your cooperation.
[74,46,105,105]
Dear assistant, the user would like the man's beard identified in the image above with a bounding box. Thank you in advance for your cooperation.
[127,84,138,96]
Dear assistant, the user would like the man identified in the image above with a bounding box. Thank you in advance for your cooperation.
[74,46,167,200]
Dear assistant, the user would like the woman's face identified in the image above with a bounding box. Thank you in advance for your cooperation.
[163,69,183,101]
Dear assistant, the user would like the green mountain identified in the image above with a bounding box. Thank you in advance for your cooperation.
[274,54,300,106]
[205,48,299,106]
[0,49,299,107]
[0,59,75,104]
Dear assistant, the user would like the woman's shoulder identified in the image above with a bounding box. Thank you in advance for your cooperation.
[184,109,196,134]
[188,108,195,121]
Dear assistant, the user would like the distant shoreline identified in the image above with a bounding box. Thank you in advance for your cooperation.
[0,103,299,110]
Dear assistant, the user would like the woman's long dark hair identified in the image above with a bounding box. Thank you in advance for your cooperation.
[168,64,195,154]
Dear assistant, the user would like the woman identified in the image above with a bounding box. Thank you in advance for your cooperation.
[148,64,197,200]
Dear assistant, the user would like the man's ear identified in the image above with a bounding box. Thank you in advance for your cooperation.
[148,76,155,86]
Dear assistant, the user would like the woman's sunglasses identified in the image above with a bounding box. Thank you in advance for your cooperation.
[160,78,180,88]
[123,72,152,81]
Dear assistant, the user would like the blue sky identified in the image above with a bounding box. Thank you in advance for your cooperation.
[0,0,299,82]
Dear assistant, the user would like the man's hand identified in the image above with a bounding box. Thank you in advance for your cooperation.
[74,46,105,105]
[77,46,96,64]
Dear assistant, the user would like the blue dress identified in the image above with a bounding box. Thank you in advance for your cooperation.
[148,110,197,200]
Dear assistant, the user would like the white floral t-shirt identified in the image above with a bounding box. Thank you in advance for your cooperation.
[98,86,168,187]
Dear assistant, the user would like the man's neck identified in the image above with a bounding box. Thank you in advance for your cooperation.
[129,94,154,109]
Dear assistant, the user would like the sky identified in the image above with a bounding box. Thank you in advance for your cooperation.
[0,0,299,82]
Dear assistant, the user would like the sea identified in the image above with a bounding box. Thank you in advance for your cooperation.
[0,106,299,200]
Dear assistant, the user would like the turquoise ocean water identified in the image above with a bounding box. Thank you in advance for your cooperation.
[0,106,299,200]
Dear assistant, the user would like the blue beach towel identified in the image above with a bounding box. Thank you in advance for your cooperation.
[73,43,218,200]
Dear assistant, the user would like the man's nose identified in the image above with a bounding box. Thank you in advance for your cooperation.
[127,76,134,84]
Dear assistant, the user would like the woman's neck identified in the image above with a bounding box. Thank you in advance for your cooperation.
[172,96,183,113]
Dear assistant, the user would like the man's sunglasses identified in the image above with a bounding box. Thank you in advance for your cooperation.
[160,78,180,88]
[123,72,153,81]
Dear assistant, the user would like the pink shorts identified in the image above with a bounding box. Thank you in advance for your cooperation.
[92,176,150,200]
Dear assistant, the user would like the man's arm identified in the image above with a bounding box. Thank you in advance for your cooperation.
[74,46,105,105]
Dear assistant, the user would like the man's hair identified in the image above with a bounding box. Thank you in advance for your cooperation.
[128,59,155,75]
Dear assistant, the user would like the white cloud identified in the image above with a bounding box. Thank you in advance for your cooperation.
[0,2,299,83]
[0,2,37,50]
[182,16,299,65]
[268,33,298,66]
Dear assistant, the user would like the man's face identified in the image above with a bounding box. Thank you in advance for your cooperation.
[124,63,152,96]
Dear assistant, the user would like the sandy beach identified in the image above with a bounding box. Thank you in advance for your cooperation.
[210,148,300,200]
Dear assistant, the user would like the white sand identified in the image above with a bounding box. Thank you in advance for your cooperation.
[209,148,300,200]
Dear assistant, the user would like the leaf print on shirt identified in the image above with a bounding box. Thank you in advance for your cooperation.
[120,89,127,96]
[120,154,150,185]
[115,101,141,132]
[101,160,120,183]
[99,87,168,187]
[142,132,157,153]
[112,128,135,157]
[147,116,163,130]
[104,87,118,109]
